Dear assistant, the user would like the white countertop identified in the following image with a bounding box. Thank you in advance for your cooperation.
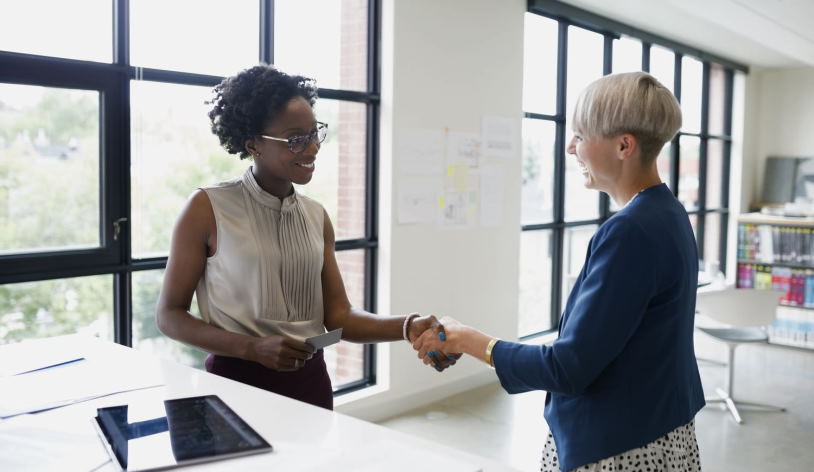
[0,335,518,472]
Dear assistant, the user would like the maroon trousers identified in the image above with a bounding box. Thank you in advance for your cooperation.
[205,349,333,410]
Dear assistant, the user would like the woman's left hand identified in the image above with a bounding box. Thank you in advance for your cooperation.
[407,315,461,370]
[413,316,464,368]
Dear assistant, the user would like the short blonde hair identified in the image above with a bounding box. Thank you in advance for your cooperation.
[572,72,682,163]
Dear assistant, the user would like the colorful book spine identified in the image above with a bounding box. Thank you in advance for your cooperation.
[769,307,814,348]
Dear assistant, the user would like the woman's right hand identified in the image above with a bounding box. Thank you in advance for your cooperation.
[248,335,315,371]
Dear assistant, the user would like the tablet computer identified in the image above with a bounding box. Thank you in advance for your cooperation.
[93,395,272,471]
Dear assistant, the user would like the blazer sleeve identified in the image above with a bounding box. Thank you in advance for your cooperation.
[493,216,657,395]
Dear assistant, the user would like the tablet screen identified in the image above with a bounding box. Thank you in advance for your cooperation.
[95,395,271,471]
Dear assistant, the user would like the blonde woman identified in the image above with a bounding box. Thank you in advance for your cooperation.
[415,72,703,471]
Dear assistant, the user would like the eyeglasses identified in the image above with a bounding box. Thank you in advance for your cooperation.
[260,122,328,154]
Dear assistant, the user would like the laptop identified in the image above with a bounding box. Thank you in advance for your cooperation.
[93,395,272,471]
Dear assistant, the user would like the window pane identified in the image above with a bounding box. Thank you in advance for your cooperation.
[564,147,600,221]
[130,81,250,258]
[689,214,698,241]
[274,0,368,91]
[0,84,100,255]
[566,27,604,120]
[649,45,675,92]
[296,99,367,240]
[707,139,724,209]
[0,275,112,344]
[703,213,721,271]
[519,230,553,336]
[609,196,621,214]
[612,36,642,74]
[657,142,673,190]
[521,119,555,224]
[523,13,558,115]
[130,0,258,76]
[327,249,366,389]
[679,136,700,211]
[709,64,727,136]
[132,270,207,368]
[0,0,111,63]
[565,27,603,221]
[562,225,596,303]
[681,56,703,134]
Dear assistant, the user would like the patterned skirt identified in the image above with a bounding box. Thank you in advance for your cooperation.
[541,420,701,472]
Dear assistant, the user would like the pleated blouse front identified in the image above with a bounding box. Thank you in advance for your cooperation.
[195,167,326,340]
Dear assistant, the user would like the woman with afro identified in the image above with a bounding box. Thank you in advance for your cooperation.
[156,65,449,410]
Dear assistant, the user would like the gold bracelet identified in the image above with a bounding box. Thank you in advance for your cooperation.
[485,338,499,367]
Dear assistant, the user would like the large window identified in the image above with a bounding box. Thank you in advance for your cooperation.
[520,1,743,337]
[0,0,380,395]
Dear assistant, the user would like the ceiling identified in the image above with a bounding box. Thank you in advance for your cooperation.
[558,0,814,68]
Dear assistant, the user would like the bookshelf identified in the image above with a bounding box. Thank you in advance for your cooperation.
[736,213,814,350]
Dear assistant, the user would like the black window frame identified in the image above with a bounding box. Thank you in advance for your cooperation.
[0,0,381,396]
[521,0,746,338]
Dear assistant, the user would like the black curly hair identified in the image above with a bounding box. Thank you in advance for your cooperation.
[208,65,318,159]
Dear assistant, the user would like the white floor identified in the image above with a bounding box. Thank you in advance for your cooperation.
[378,334,814,472]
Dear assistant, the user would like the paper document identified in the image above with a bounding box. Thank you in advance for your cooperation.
[479,164,505,227]
[397,175,441,224]
[0,406,111,471]
[0,359,163,418]
[0,335,86,377]
[482,115,518,158]
[397,128,444,174]
[305,328,342,350]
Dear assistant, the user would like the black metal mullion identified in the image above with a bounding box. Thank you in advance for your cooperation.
[113,0,129,66]
[260,0,273,64]
[135,68,223,87]
[697,62,710,259]
[719,69,735,274]
[361,0,382,391]
[598,34,612,221]
[112,0,132,346]
[550,22,568,328]
[525,112,561,122]
[528,0,748,72]
[523,218,605,232]
[0,264,129,285]
[114,271,132,346]
[317,88,379,103]
[670,53,681,196]
[641,42,650,72]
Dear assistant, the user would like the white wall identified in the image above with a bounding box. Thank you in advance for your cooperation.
[337,0,526,422]
[743,67,814,207]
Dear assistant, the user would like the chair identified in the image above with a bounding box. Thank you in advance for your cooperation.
[695,287,786,424]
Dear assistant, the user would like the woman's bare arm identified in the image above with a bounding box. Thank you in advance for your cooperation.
[156,190,312,371]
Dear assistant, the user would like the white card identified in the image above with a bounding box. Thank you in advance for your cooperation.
[305,328,343,350]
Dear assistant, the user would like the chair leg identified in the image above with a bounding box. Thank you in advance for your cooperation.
[715,387,743,424]
[702,344,786,424]
[732,400,786,412]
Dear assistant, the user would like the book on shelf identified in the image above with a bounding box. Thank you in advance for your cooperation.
[736,263,814,307]
[769,306,814,349]
[737,223,814,265]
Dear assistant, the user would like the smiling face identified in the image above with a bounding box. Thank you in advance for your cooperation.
[566,132,621,192]
[249,96,321,191]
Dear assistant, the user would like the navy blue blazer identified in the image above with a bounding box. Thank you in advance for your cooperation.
[493,183,704,471]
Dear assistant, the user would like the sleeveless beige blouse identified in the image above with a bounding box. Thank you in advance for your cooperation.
[195,167,326,340]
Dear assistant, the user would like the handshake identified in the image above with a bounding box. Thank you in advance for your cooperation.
[406,315,466,372]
